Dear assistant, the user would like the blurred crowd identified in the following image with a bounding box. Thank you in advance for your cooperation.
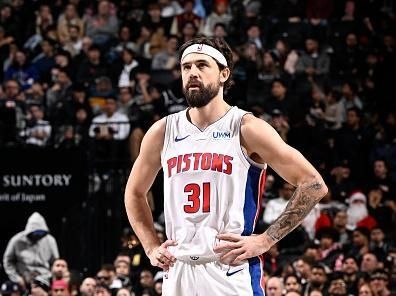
[0,0,395,295]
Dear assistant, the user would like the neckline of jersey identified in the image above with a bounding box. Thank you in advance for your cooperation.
[184,106,236,133]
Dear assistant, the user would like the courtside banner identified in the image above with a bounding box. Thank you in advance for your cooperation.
[0,147,87,224]
[0,147,88,243]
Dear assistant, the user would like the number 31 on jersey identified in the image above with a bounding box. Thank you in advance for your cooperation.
[184,182,211,213]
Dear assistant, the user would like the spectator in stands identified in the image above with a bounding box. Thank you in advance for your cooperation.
[359,283,374,296]
[327,274,347,296]
[0,79,26,137]
[323,88,343,130]
[335,108,372,181]
[369,159,394,198]
[96,264,121,291]
[5,50,39,90]
[46,67,72,112]
[79,278,96,296]
[85,0,119,46]
[112,48,140,89]
[339,82,363,121]
[263,181,295,225]
[89,96,130,141]
[332,33,363,81]
[62,25,83,58]
[57,3,84,45]
[76,45,108,89]
[370,227,391,263]
[32,39,56,84]
[51,280,70,296]
[117,87,133,116]
[151,35,178,71]
[0,281,22,296]
[303,264,328,295]
[264,79,294,117]
[294,255,314,284]
[25,82,45,106]
[78,38,94,61]
[284,273,302,294]
[315,227,343,267]
[109,26,135,61]
[31,276,50,296]
[346,192,377,231]
[170,0,201,37]
[347,227,371,260]
[88,76,114,114]
[266,276,283,296]
[368,269,391,296]
[113,256,131,288]
[115,288,132,296]
[333,209,351,245]
[57,83,92,125]
[328,160,355,202]
[244,24,265,51]
[22,104,51,147]
[361,253,381,274]
[179,21,198,44]
[141,3,172,37]
[341,256,359,295]
[153,276,162,296]
[202,0,231,37]
[269,109,290,142]
[3,212,59,289]
[213,23,227,40]
[130,25,155,62]
[295,36,330,86]
[93,285,111,296]
[51,258,69,281]
[135,270,154,296]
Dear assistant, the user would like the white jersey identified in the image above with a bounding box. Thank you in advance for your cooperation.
[161,106,266,262]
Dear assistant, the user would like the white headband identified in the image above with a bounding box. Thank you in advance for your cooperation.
[181,44,228,67]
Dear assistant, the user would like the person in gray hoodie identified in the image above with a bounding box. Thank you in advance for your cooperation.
[3,212,59,289]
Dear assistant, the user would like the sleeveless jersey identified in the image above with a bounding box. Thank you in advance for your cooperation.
[161,106,266,261]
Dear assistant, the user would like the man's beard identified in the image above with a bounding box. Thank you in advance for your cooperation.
[183,79,220,108]
[347,204,368,230]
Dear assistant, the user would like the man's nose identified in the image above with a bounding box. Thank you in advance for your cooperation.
[189,64,199,77]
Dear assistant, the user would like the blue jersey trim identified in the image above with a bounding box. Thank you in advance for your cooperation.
[249,257,265,296]
[242,165,262,236]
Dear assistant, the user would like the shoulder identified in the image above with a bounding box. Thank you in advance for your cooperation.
[46,235,58,244]
[141,117,167,149]
[148,117,167,135]
[115,112,129,120]
[240,113,274,139]
[92,114,105,122]
[8,232,25,244]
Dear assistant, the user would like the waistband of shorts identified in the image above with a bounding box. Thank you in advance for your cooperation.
[176,255,219,264]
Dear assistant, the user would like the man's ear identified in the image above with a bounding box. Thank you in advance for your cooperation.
[220,68,230,83]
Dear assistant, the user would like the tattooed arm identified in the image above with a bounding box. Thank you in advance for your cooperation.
[243,114,328,245]
[214,114,327,264]
[265,182,325,244]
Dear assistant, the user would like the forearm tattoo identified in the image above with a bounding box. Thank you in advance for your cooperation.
[266,182,324,242]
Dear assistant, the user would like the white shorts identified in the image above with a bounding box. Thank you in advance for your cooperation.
[162,256,265,296]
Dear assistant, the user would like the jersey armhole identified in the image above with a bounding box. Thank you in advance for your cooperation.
[160,115,170,162]
[237,112,267,171]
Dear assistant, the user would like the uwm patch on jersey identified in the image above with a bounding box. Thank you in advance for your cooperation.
[161,107,267,262]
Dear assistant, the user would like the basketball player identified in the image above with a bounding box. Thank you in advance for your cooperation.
[124,37,328,295]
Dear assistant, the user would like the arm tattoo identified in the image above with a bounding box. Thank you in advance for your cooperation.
[265,182,324,242]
